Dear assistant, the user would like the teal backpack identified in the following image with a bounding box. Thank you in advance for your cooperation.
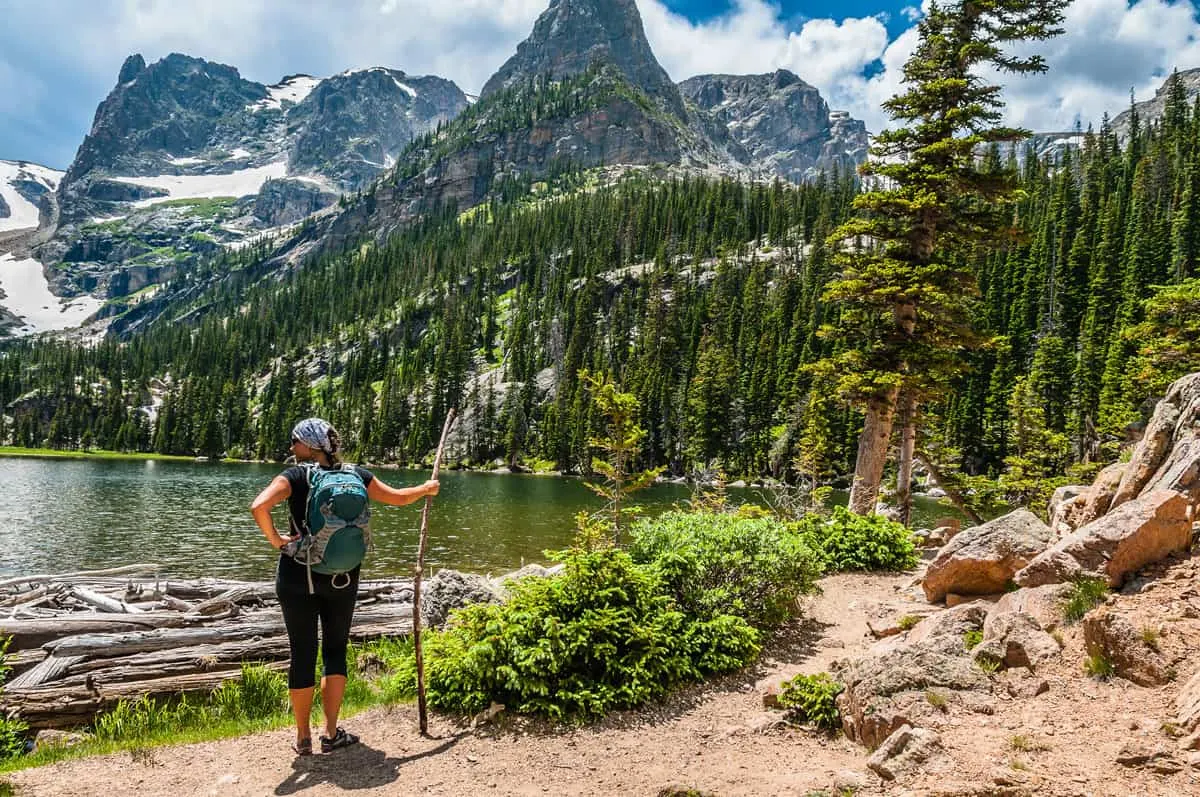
[288,463,372,591]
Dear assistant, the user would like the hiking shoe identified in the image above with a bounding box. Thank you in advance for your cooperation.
[293,737,313,756]
[320,728,359,753]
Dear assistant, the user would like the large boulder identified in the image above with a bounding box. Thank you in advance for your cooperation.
[1074,461,1128,528]
[1083,608,1170,686]
[1015,490,1192,588]
[1111,372,1200,509]
[922,509,1053,603]
[420,569,502,628]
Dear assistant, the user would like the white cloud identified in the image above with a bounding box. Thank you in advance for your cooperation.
[2,0,1200,167]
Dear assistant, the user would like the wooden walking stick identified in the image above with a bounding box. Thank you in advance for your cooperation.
[412,408,455,736]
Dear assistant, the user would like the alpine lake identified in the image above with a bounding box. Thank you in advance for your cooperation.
[2,457,961,580]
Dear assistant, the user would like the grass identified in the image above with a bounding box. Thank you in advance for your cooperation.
[0,642,415,773]
[975,654,1002,673]
[1084,652,1114,679]
[1009,734,1049,752]
[963,629,983,650]
[1140,626,1161,651]
[1062,576,1109,623]
[897,614,921,631]
[924,690,949,712]
[0,447,198,462]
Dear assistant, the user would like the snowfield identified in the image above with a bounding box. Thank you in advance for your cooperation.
[0,161,62,233]
[0,254,102,335]
[117,161,289,207]
[248,75,320,112]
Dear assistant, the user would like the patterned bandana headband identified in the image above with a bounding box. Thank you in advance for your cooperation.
[291,418,336,452]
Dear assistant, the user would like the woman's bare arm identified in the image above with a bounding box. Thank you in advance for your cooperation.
[367,478,439,507]
[250,475,293,550]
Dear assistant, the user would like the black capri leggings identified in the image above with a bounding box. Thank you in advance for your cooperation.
[275,557,360,690]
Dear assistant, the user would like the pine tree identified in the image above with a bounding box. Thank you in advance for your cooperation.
[823,0,1065,515]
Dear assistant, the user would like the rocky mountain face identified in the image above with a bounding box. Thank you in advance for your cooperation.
[1113,68,1200,141]
[481,0,685,119]
[291,0,867,263]
[6,0,871,338]
[26,53,468,317]
[680,70,869,182]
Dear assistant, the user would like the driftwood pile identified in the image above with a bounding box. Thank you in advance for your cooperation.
[0,564,417,730]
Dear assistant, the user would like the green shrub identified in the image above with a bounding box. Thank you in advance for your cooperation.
[963,630,983,650]
[1062,576,1109,623]
[0,714,27,762]
[793,506,918,572]
[778,672,843,730]
[630,511,823,628]
[420,546,760,719]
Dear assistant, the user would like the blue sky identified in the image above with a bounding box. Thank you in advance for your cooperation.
[2,0,1199,171]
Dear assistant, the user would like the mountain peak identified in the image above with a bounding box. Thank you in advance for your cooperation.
[480,0,682,115]
[118,54,146,84]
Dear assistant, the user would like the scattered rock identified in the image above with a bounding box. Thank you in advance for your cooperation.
[972,612,1061,670]
[1082,607,1170,686]
[922,510,1053,603]
[760,681,783,709]
[999,670,1051,699]
[1116,740,1183,773]
[984,584,1072,635]
[33,728,87,752]
[1015,490,1192,588]
[946,592,1003,608]
[1176,670,1200,732]
[838,605,991,747]
[865,603,939,638]
[867,724,944,781]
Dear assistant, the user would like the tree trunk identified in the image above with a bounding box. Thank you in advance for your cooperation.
[848,384,901,515]
[915,450,984,525]
[896,392,917,527]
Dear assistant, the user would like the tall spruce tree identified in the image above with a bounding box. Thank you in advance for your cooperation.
[822,0,1064,516]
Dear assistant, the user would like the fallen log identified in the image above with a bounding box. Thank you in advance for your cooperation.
[71,586,143,614]
[0,564,163,590]
[0,612,193,649]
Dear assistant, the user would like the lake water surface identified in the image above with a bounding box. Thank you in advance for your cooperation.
[2,457,959,580]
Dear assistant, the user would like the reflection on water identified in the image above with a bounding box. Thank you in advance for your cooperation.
[2,457,961,579]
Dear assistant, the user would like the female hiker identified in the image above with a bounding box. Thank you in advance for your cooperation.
[250,417,439,756]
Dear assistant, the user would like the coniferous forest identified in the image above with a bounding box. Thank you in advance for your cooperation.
[4,71,1200,507]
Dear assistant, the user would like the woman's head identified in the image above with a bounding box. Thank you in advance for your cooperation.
[290,418,341,464]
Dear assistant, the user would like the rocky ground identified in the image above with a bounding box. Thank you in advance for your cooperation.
[6,558,1200,797]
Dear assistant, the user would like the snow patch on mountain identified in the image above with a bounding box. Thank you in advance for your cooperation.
[116,161,289,207]
[249,75,320,112]
[0,161,63,233]
[0,254,102,335]
[393,78,417,97]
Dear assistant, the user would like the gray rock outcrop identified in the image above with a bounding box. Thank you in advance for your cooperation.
[679,70,868,182]
[420,569,503,628]
[836,604,991,747]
